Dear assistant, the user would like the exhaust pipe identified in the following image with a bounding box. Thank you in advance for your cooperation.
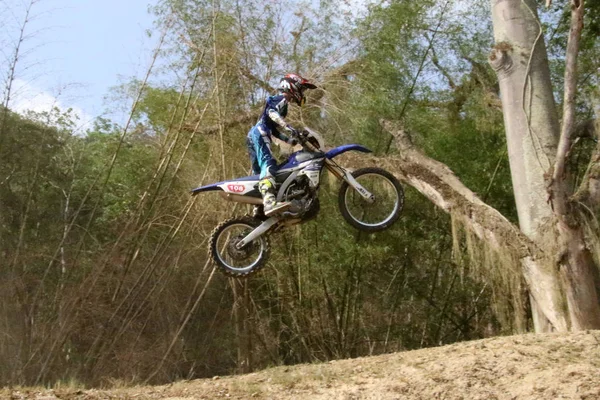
[219,192,262,205]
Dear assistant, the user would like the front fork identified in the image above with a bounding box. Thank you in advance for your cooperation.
[325,159,375,203]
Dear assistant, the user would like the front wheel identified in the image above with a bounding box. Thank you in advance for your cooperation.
[338,167,404,232]
[209,216,270,277]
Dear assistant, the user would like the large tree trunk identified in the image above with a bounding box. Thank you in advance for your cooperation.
[489,0,560,237]
[488,0,566,331]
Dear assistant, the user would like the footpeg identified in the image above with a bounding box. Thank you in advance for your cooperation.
[264,202,292,217]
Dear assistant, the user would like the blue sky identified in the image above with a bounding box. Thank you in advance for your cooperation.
[1,0,157,129]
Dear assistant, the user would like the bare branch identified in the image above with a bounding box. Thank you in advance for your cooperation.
[573,119,600,208]
[183,109,259,135]
[238,65,275,93]
[552,0,585,189]
[1,0,36,136]
[573,118,597,140]
[291,15,308,73]
[384,0,452,153]
[430,46,456,89]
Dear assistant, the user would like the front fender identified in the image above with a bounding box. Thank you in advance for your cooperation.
[324,144,372,159]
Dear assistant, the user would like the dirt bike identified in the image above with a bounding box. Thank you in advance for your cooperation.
[191,129,404,277]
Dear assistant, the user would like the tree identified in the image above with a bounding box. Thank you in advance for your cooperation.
[489,0,599,330]
[359,0,599,332]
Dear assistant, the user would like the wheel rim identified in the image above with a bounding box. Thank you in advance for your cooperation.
[215,223,265,272]
[344,173,400,227]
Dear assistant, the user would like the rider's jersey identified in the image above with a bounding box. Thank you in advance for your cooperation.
[253,94,292,143]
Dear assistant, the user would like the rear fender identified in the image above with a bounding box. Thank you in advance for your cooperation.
[191,182,223,195]
[191,176,261,196]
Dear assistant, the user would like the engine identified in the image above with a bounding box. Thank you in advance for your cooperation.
[281,176,320,220]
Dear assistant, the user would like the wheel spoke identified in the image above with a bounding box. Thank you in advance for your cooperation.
[339,168,404,232]
[345,174,399,226]
[212,221,266,274]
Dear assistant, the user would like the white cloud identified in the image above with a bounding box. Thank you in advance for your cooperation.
[8,79,96,133]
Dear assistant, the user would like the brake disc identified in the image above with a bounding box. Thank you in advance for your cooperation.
[227,234,257,260]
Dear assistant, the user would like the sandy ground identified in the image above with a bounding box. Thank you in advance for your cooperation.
[4,330,600,400]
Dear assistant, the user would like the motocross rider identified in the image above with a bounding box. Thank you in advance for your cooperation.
[247,73,317,217]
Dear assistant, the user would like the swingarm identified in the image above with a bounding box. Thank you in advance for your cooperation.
[235,217,280,249]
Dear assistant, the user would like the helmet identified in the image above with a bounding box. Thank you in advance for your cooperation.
[278,73,317,106]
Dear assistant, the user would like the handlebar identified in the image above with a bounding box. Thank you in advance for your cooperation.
[299,134,322,154]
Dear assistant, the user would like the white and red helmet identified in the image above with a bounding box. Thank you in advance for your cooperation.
[278,73,317,106]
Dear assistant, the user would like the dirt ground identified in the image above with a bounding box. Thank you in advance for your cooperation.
[4,330,600,400]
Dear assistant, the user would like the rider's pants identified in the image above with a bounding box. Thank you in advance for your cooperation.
[247,126,276,179]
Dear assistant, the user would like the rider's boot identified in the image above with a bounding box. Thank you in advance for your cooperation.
[259,177,290,217]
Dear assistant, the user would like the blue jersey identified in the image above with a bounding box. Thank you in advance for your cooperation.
[247,94,295,179]
[254,94,291,142]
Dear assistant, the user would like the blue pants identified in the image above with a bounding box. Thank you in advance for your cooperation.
[247,126,276,179]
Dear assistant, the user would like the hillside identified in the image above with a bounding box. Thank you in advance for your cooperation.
[5,330,600,400]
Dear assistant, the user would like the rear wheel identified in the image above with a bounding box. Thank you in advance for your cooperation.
[209,216,270,277]
[338,167,404,232]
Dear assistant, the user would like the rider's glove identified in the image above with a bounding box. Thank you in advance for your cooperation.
[285,125,300,145]
[286,124,299,138]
